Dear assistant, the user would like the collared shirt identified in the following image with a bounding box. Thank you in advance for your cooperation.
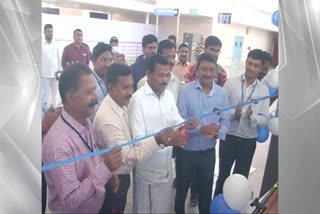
[90,71,108,122]
[177,80,230,151]
[224,74,270,139]
[137,72,182,103]
[93,95,160,175]
[171,61,191,83]
[42,39,61,78]
[42,109,112,213]
[185,62,228,87]
[61,43,91,70]
[128,82,184,184]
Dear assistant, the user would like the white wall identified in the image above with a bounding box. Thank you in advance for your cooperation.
[157,15,212,44]
[157,16,178,41]
[112,10,146,23]
[178,16,212,45]
[211,22,275,67]
[42,13,156,64]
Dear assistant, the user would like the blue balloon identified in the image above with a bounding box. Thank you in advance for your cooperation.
[269,86,278,96]
[257,126,269,143]
[210,194,241,214]
[272,11,279,27]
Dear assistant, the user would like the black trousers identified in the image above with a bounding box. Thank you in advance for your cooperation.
[214,134,257,197]
[190,176,198,200]
[175,147,198,200]
[175,148,215,214]
[99,174,130,214]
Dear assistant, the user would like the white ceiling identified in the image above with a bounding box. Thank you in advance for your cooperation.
[43,0,278,14]
[42,0,279,31]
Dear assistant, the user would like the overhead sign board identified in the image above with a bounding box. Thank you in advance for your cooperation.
[154,8,179,16]
[218,13,232,24]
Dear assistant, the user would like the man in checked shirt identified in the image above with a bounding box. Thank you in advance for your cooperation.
[42,63,123,213]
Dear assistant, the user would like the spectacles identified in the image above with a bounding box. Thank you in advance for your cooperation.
[99,57,113,63]
[199,67,215,72]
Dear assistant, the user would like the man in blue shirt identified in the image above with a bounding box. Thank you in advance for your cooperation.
[131,34,157,91]
[176,53,230,214]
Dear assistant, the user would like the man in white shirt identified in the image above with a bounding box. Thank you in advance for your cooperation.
[214,49,270,197]
[93,63,188,214]
[128,54,198,213]
[137,39,181,102]
[42,24,61,108]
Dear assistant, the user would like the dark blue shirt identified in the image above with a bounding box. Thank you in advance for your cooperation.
[131,55,147,91]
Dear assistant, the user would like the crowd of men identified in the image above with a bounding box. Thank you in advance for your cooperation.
[42,23,274,214]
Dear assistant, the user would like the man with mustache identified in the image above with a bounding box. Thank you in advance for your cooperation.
[128,54,199,213]
[214,49,270,197]
[137,39,181,102]
[93,63,187,214]
[185,36,227,87]
[172,43,191,84]
[42,63,123,213]
[175,53,230,214]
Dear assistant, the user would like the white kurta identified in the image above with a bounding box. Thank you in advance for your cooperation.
[42,39,61,107]
[137,72,182,103]
[128,82,184,213]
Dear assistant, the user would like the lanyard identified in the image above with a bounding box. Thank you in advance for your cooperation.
[93,72,107,97]
[61,115,94,153]
[241,76,257,104]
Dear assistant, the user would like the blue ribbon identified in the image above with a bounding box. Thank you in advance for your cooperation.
[42,93,278,171]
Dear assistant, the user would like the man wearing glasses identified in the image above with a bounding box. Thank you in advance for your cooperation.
[90,42,113,121]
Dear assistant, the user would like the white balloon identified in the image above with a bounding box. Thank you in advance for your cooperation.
[223,174,252,211]
[263,66,279,88]
[268,117,279,136]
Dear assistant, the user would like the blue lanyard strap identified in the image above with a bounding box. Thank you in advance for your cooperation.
[241,76,257,104]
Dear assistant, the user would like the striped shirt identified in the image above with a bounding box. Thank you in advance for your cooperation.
[42,109,112,213]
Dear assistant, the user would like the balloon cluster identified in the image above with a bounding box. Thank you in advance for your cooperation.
[257,126,269,143]
[210,174,251,213]
[256,65,279,141]
[268,113,279,136]
[265,66,279,137]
